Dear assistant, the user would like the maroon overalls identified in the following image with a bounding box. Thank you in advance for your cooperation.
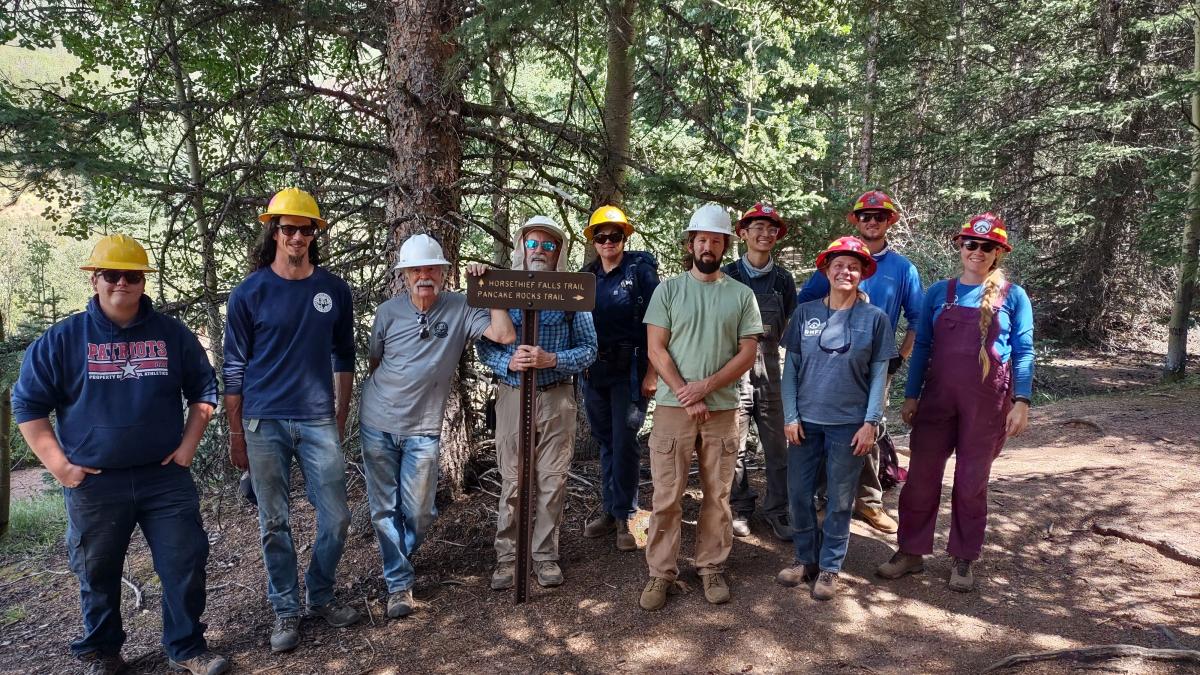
[897,278,1012,561]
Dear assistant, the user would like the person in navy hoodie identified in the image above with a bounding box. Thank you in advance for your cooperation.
[223,188,360,654]
[12,234,227,675]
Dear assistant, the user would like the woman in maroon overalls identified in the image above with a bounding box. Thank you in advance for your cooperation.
[875,214,1034,592]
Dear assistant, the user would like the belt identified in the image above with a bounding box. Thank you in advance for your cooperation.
[501,380,573,393]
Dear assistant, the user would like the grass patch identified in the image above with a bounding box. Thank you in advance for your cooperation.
[2,605,26,627]
[0,491,66,555]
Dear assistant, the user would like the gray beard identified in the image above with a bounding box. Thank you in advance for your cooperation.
[694,257,720,274]
[528,259,551,271]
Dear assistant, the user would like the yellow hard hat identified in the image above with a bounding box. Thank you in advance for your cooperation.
[80,234,157,272]
[584,205,634,241]
[258,187,327,228]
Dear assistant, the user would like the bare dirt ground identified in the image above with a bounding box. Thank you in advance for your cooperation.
[2,352,1198,674]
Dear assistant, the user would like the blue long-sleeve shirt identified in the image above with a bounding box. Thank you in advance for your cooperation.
[12,295,218,468]
[904,279,1035,400]
[797,245,923,332]
[476,310,598,388]
[223,266,355,419]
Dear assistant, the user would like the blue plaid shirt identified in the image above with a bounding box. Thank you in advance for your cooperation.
[476,310,597,388]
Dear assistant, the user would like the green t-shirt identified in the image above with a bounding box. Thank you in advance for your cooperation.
[643,271,763,410]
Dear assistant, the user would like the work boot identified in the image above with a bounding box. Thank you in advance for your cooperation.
[535,561,563,587]
[775,562,818,587]
[168,651,231,675]
[701,573,731,605]
[306,600,362,628]
[269,616,300,653]
[490,563,515,590]
[811,570,838,601]
[387,589,414,618]
[949,558,975,592]
[855,504,899,533]
[616,520,637,551]
[583,513,617,538]
[80,652,128,675]
[639,577,676,611]
[876,551,925,579]
[731,514,751,537]
[764,513,794,541]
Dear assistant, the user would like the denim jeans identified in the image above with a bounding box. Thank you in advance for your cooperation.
[360,424,440,593]
[64,463,209,662]
[789,421,866,573]
[245,417,350,617]
[582,376,647,521]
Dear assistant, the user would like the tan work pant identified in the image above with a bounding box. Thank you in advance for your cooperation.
[494,382,577,563]
[645,405,739,580]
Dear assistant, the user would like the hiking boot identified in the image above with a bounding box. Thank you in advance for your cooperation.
[535,561,563,587]
[812,570,838,601]
[732,515,751,537]
[615,521,637,552]
[949,558,975,592]
[80,652,128,675]
[583,512,617,538]
[306,600,362,628]
[764,513,794,541]
[387,589,414,618]
[701,573,731,604]
[876,551,925,579]
[490,563,515,590]
[270,616,300,653]
[168,651,231,675]
[639,577,676,611]
[775,562,818,587]
[855,504,899,533]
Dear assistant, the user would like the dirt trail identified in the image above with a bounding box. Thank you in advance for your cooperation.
[2,383,1198,674]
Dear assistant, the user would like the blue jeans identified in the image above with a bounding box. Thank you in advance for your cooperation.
[360,424,440,593]
[789,421,866,573]
[64,463,209,662]
[245,418,350,617]
[582,376,647,520]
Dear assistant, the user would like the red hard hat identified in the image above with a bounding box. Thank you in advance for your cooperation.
[815,236,877,279]
[846,190,900,226]
[954,213,1011,251]
[736,202,788,239]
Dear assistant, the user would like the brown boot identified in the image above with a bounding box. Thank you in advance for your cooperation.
[615,520,637,551]
[855,503,899,533]
[811,570,838,601]
[639,577,676,611]
[701,573,731,604]
[876,551,925,579]
[775,562,818,587]
[583,513,617,538]
[949,558,975,592]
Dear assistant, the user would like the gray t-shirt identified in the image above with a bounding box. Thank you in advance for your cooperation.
[360,292,491,436]
[781,298,896,425]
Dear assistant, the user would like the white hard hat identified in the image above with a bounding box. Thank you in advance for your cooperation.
[394,233,451,269]
[686,203,733,235]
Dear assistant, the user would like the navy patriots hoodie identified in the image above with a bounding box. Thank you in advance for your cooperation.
[12,295,219,469]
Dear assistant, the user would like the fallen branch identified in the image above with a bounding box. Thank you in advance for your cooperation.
[1155,624,1187,650]
[1060,418,1105,434]
[121,576,143,611]
[1092,522,1200,567]
[984,644,1200,672]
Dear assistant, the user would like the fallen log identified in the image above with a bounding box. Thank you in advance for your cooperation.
[1092,522,1200,567]
[984,644,1200,672]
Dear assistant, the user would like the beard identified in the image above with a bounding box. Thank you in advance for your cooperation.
[527,258,552,271]
[693,255,720,274]
[287,253,306,267]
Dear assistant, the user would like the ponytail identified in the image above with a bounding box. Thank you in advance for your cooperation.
[977,254,1007,380]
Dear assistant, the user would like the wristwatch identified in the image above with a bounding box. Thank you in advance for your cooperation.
[1012,396,1031,406]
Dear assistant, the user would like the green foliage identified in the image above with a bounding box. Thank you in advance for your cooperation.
[0,491,66,556]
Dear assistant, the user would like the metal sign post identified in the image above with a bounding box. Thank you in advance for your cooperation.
[515,309,538,604]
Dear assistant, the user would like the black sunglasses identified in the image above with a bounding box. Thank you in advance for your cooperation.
[278,224,318,238]
[417,312,430,339]
[97,270,145,285]
[960,239,999,253]
[818,300,855,354]
[593,232,625,245]
[856,211,890,224]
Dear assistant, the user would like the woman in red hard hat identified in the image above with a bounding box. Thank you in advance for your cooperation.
[876,213,1034,593]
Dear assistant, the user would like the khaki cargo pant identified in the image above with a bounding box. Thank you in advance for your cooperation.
[494,382,577,563]
[645,405,739,580]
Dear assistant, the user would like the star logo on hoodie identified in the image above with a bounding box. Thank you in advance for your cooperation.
[120,360,140,379]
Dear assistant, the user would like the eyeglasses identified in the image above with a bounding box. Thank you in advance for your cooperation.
[960,239,999,253]
[278,224,318,238]
[746,225,780,236]
[593,232,625,245]
[97,270,145,285]
[417,313,430,339]
[856,212,890,224]
[524,239,558,252]
[818,301,856,354]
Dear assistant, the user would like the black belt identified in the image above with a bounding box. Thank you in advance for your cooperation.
[501,380,572,393]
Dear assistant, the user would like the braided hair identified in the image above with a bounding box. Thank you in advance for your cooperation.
[977,252,1007,380]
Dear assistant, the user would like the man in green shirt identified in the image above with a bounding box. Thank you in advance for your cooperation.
[639,204,763,611]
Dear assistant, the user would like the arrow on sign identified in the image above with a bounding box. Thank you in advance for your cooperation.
[573,294,585,301]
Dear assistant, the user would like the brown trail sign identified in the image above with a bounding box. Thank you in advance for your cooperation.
[468,270,596,603]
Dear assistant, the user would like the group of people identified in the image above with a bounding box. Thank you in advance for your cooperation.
[11,186,1034,674]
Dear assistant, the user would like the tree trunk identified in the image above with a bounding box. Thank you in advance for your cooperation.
[591,0,638,208]
[858,0,880,183]
[488,47,513,266]
[384,0,470,494]
[0,311,10,540]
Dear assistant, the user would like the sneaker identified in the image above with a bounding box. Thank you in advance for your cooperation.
[270,616,300,653]
[387,589,414,618]
[168,651,231,675]
[534,561,563,587]
[306,600,362,628]
[615,523,637,552]
[876,551,925,579]
[949,558,975,592]
[81,652,128,675]
[639,577,676,611]
[701,572,731,604]
[491,563,515,590]
[812,570,838,601]
[731,515,751,537]
[855,504,899,533]
[583,513,617,538]
[775,562,818,587]
[764,513,794,541]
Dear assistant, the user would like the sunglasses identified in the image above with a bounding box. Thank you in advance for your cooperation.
[417,313,430,340]
[818,301,856,355]
[856,211,890,224]
[278,224,318,238]
[960,239,999,253]
[593,232,625,245]
[524,239,558,252]
[97,270,145,285]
